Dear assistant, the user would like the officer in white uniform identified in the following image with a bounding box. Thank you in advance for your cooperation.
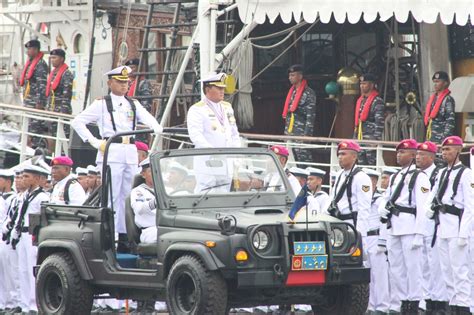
[306,167,330,215]
[10,165,50,313]
[363,168,390,314]
[131,158,158,243]
[415,141,448,313]
[288,167,308,196]
[425,136,472,315]
[49,156,86,206]
[75,167,89,196]
[71,66,162,248]
[330,141,372,234]
[379,139,431,314]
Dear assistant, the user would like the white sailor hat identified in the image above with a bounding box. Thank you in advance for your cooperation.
[139,158,150,170]
[23,164,49,176]
[0,169,15,178]
[14,167,23,175]
[105,66,132,81]
[382,167,398,175]
[289,167,310,178]
[202,73,227,87]
[75,167,88,176]
[169,162,188,175]
[363,168,381,178]
[306,167,326,178]
[87,165,99,175]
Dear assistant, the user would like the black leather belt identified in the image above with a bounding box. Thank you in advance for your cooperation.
[21,227,29,233]
[394,205,416,216]
[103,136,135,144]
[338,212,357,221]
[440,205,463,218]
[367,229,380,236]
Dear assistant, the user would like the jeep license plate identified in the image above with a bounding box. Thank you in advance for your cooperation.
[291,255,328,271]
[293,241,326,255]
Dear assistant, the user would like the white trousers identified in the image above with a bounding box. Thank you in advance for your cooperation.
[1,242,20,308]
[387,237,401,311]
[438,237,470,307]
[140,226,157,244]
[98,162,137,234]
[470,237,474,312]
[422,236,447,302]
[364,236,390,312]
[17,232,38,312]
[387,234,423,301]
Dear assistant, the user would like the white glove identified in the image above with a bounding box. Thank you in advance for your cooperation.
[457,237,468,247]
[411,234,424,250]
[379,207,390,219]
[425,208,435,219]
[1,221,10,235]
[88,137,101,149]
[10,228,19,241]
[153,124,163,134]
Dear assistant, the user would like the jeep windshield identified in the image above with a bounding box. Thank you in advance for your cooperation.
[158,151,288,199]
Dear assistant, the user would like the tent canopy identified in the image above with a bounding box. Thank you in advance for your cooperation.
[236,0,474,25]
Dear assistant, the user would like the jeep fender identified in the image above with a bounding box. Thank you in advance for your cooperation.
[163,242,225,276]
[37,240,93,280]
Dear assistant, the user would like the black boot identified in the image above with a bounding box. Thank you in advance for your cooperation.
[409,301,420,315]
[456,306,471,315]
[401,301,409,315]
[433,301,449,315]
[448,305,457,315]
[426,300,434,315]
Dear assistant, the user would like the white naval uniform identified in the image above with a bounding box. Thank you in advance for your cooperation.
[384,165,430,302]
[71,93,160,234]
[420,164,447,304]
[291,190,330,223]
[187,98,240,193]
[364,191,390,313]
[429,163,472,308]
[50,174,86,206]
[0,196,7,309]
[288,173,302,196]
[130,183,157,243]
[330,167,372,234]
[12,187,49,312]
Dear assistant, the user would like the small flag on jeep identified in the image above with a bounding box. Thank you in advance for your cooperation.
[288,184,308,221]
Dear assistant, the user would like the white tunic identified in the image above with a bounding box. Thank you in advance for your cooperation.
[14,187,49,228]
[49,175,86,206]
[307,190,330,215]
[130,183,156,229]
[71,93,160,165]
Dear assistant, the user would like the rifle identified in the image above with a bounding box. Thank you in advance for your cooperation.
[431,152,459,246]
[381,158,415,229]
[1,198,20,244]
[328,162,357,218]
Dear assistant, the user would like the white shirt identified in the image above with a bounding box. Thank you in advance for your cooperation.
[420,164,437,236]
[14,187,49,228]
[429,163,473,239]
[308,190,330,215]
[288,174,302,196]
[367,191,383,233]
[130,183,156,229]
[383,165,431,236]
[187,98,240,148]
[332,167,372,235]
[50,175,87,206]
[71,93,160,164]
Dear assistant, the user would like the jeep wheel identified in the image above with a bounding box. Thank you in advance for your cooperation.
[166,255,227,315]
[36,252,93,315]
[311,284,369,315]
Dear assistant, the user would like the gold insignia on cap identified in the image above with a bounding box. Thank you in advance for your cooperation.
[121,67,128,76]
[404,142,408,147]
[274,147,280,154]
[362,185,370,192]
[435,73,440,79]
[421,187,429,193]
[341,142,348,148]
[422,144,428,149]
[448,139,453,144]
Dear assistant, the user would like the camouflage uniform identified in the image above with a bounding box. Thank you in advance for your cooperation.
[22,57,48,148]
[132,78,153,143]
[353,95,385,165]
[47,68,74,138]
[425,95,455,144]
[284,86,317,165]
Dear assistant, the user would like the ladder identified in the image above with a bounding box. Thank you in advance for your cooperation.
[136,0,238,123]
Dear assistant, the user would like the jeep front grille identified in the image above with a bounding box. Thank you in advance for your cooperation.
[288,231,326,255]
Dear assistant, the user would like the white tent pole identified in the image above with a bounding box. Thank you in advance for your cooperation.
[198,0,212,80]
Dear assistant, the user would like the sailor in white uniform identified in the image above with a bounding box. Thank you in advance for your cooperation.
[49,156,86,206]
[363,168,390,314]
[306,167,330,215]
[130,158,157,244]
[425,136,472,315]
[71,66,162,247]
[379,139,431,313]
[10,165,50,313]
[288,167,308,196]
[75,167,89,196]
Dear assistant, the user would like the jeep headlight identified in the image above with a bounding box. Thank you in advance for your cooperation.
[330,227,345,248]
[252,230,270,251]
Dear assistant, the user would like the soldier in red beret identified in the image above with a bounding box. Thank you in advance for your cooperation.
[50,156,86,206]
[415,141,448,313]
[425,136,473,314]
[379,139,431,313]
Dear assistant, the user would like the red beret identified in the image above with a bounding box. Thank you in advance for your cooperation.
[51,156,73,167]
[135,141,149,152]
[396,139,418,151]
[442,136,463,147]
[417,141,437,154]
[337,140,361,153]
[270,145,289,157]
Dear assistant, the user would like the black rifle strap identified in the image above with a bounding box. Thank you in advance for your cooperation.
[407,169,420,206]
[14,188,43,230]
[451,166,466,201]
[104,95,137,132]
[429,167,440,189]
[333,168,361,205]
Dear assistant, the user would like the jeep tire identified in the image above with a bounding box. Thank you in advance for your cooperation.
[166,254,227,315]
[311,284,369,315]
[36,252,93,315]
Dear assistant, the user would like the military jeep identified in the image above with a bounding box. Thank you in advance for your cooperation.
[32,130,370,315]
